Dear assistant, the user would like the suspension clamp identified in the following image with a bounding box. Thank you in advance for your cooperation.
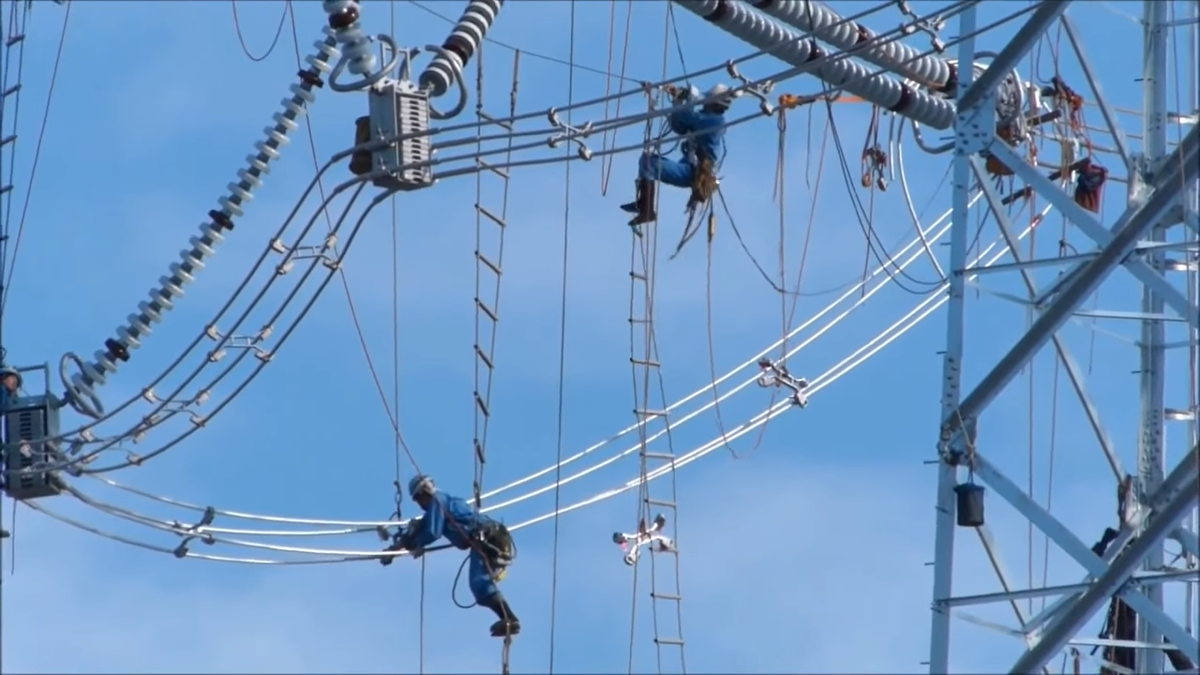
[726,61,774,115]
[546,108,594,160]
[756,358,810,408]
[612,513,675,566]
[171,506,217,558]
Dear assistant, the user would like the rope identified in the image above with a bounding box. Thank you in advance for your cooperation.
[290,6,501,649]
[406,0,641,84]
[744,103,828,454]
[0,0,30,346]
[46,196,1043,564]
[16,1,1051,557]
[1,0,70,315]
[8,0,1003,481]
[230,0,288,63]
[547,2,577,670]
[598,0,632,196]
[43,187,1050,568]
[823,98,942,294]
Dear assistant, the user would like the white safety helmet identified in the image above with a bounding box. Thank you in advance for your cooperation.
[0,365,20,388]
[703,83,735,111]
[407,474,435,499]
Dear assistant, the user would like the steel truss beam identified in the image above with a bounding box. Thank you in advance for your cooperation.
[926,7,978,673]
[957,0,1073,111]
[969,451,1200,660]
[969,157,1125,480]
[946,569,1199,609]
[985,139,1199,330]
[928,7,1199,671]
[944,122,1199,447]
[1008,446,1200,674]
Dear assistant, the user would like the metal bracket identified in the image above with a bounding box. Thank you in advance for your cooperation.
[613,513,676,566]
[895,0,947,53]
[726,61,774,115]
[756,358,810,408]
[270,235,340,274]
[204,324,273,363]
[171,506,216,558]
[546,108,593,160]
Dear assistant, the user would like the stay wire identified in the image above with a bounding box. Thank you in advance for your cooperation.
[285,12,474,627]
[286,4,418,479]
[276,6,515,636]
[822,99,942,294]
[599,0,635,196]
[406,0,640,84]
[230,0,288,63]
[1,0,70,315]
[0,0,27,338]
[547,2,576,671]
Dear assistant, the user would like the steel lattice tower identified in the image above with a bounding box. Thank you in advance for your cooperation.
[926,2,1200,673]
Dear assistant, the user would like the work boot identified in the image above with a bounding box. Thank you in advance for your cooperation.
[483,594,520,637]
[627,179,657,228]
[490,617,521,637]
[620,179,640,214]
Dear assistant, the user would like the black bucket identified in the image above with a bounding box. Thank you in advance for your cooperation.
[954,482,985,528]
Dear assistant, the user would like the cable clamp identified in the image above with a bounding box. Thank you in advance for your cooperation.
[171,506,217,558]
[726,60,773,115]
[546,108,594,160]
[612,513,676,566]
[756,357,809,408]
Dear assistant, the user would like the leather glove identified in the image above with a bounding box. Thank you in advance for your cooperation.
[380,543,400,566]
[675,85,699,104]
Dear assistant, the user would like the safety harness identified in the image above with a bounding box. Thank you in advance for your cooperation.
[475,519,516,571]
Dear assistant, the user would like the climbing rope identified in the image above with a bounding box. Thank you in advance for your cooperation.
[230,0,289,63]
[598,0,634,196]
[702,95,832,460]
[548,2,577,671]
[1,0,69,316]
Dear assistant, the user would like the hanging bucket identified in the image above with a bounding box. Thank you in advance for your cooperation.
[954,482,985,528]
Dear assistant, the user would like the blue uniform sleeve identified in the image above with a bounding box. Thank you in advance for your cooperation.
[669,107,703,136]
[411,493,447,548]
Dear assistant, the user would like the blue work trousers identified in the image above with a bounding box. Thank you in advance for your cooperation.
[468,548,503,604]
[638,153,695,188]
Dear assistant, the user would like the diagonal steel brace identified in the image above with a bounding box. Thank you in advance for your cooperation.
[1008,445,1200,673]
[986,137,1198,330]
[944,124,1199,447]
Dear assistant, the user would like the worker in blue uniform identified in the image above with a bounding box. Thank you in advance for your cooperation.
[0,364,19,411]
[621,82,735,229]
[0,364,18,533]
[385,474,520,638]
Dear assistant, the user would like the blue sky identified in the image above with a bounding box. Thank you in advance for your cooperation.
[1,0,1197,673]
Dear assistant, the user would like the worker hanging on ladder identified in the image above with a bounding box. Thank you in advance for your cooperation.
[621,83,736,231]
[382,475,521,638]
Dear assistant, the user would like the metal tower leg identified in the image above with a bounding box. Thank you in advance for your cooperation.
[926,7,978,673]
[1134,4,1170,673]
[629,226,686,674]
[923,2,1200,672]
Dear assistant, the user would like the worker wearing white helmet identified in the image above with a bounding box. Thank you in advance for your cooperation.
[381,474,521,638]
[621,82,736,230]
[0,364,21,410]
